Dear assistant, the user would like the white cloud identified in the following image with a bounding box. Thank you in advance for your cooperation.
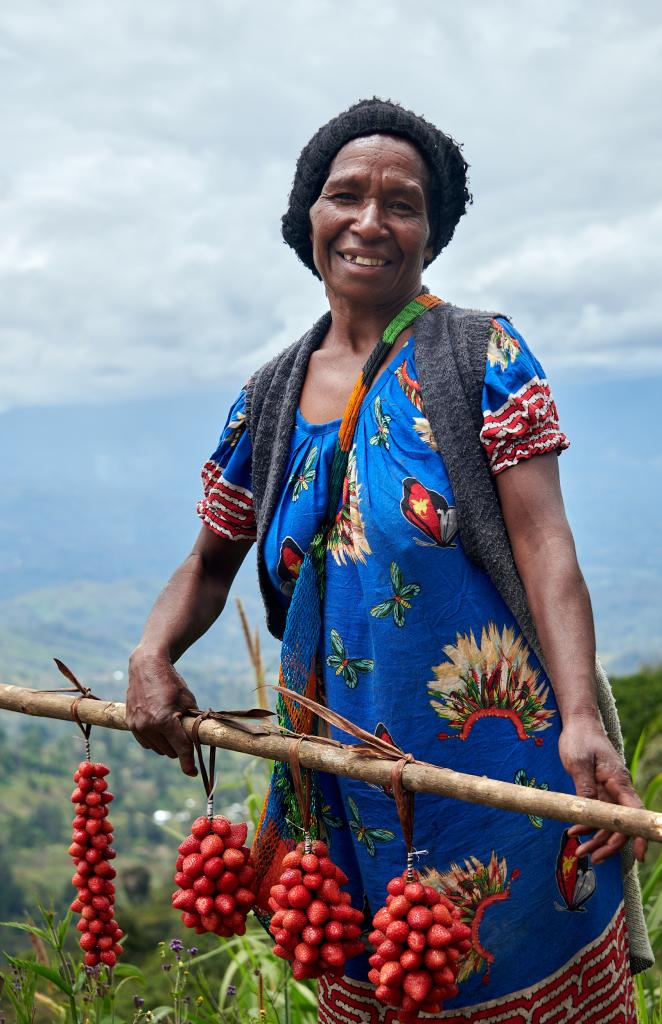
[1,0,661,410]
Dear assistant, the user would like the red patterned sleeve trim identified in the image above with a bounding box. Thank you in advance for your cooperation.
[480,377,570,476]
[196,460,257,541]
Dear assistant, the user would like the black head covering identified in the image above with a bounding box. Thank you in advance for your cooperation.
[282,97,471,278]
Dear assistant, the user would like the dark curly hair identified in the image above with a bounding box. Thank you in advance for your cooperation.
[282,97,472,278]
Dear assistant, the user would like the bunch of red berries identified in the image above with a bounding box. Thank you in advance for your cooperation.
[368,871,471,1021]
[268,839,364,980]
[68,762,123,969]
[171,816,256,936]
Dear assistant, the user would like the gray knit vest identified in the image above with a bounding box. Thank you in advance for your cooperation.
[244,301,652,973]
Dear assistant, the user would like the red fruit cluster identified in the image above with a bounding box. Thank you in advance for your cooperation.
[171,816,256,936]
[68,762,123,969]
[368,872,471,1021]
[268,840,364,981]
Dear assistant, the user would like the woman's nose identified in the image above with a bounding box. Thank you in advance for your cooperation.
[353,199,388,238]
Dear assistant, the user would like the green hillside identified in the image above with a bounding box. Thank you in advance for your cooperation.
[0,576,279,708]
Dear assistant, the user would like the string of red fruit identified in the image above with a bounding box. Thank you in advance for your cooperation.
[68,761,123,969]
[365,756,472,1021]
[268,837,365,980]
[368,870,471,1021]
[171,719,258,936]
[267,740,365,980]
[171,815,257,936]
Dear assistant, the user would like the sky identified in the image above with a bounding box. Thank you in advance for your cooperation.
[1,0,661,675]
[2,0,661,413]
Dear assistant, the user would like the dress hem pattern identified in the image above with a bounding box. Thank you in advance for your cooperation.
[317,903,634,1023]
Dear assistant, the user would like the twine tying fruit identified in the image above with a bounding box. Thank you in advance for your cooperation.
[391,757,416,881]
[190,711,217,819]
[49,658,101,761]
[170,707,259,939]
[288,737,312,853]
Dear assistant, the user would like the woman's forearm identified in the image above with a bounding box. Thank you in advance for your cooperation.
[494,453,600,724]
[517,533,600,725]
[134,531,253,664]
[136,553,230,663]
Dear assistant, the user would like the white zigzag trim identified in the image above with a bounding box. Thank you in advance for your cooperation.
[196,508,255,541]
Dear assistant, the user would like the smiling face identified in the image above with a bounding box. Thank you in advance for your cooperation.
[308,134,433,311]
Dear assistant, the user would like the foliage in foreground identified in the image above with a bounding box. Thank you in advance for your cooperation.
[0,906,317,1024]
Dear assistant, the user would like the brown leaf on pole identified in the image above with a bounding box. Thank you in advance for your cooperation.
[272,684,407,760]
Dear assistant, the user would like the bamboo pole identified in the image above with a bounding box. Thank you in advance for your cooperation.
[1,683,661,843]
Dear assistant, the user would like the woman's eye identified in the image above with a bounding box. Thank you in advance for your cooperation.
[390,201,414,212]
[332,192,357,202]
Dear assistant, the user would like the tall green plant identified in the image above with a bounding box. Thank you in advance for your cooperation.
[631,727,662,1021]
[0,906,144,1024]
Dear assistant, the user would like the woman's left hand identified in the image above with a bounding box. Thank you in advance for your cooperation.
[558,715,648,864]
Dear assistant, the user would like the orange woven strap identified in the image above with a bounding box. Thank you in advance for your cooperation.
[322,294,444,533]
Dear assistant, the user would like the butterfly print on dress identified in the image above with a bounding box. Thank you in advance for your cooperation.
[370,561,421,628]
[326,628,374,689]
[367,723,397,799]
[514,768,549,828]
[400,477,458,548]
[347,796,395,856]
[554,829,596,913]
[277,536,305,596]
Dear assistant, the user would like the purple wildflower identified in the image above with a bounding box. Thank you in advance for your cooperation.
[133,995,145,1009]
[169,938,184,952]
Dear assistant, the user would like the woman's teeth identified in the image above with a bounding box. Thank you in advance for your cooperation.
[341,253,387,266]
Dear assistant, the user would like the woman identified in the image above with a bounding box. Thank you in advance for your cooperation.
[127,99,651,1020]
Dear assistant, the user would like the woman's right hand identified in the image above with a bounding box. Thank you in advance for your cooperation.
[126,647,200,777]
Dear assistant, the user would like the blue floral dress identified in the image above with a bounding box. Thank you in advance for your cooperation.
[197,318,635,1020]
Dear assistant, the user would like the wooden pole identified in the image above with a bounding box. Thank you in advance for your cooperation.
[1,683,661,843]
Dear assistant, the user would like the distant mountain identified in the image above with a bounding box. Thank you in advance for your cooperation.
[0,576,278,710]
[0,374,659,689]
